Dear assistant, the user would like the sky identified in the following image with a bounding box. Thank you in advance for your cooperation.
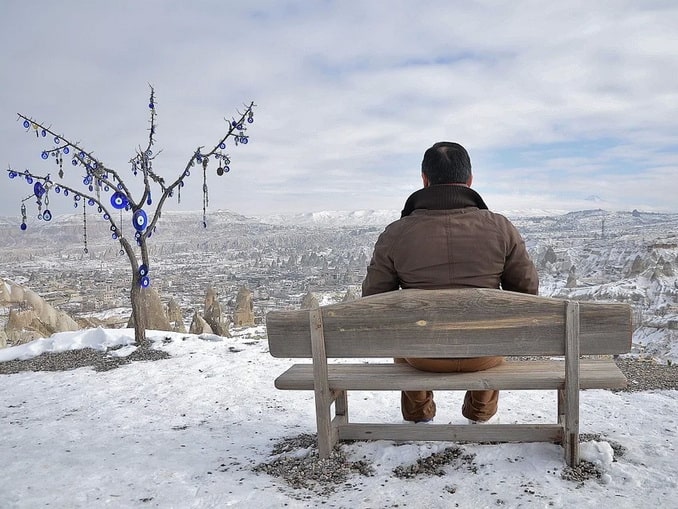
[1,1,677,221]
[1,326,677,508]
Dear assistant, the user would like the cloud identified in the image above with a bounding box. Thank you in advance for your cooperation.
[1,0,677,221]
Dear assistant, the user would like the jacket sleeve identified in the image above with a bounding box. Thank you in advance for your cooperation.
[500,222,539,295]
[362,227,400,296]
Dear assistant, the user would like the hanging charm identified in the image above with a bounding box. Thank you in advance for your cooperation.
[82,201,89,254]
[20,203,27,231]
[202,157,208,228]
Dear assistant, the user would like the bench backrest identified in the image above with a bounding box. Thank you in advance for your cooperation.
[266,288,632,358]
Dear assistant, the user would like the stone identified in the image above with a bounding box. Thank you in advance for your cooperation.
[233,286,255,327]
[204,287,230,336]
[2,277,80,346]
[342,288,359,302]
[127,287,172,332]
[167,298,186,333]
[300,290,319,310]
[189,311,213,335]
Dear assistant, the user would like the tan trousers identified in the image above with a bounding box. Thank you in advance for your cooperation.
[395,356,504,422]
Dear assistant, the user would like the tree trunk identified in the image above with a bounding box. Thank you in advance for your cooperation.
[130,278,147,346]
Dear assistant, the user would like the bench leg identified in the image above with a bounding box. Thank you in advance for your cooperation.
[333,389,348,425]
[557,389,565,424]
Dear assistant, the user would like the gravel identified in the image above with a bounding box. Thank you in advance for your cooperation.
[0,344,170,374]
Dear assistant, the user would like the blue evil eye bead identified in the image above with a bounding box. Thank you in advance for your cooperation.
[63,147,69,154]
[63,189,69,196]
[33,182,46,198]
[241,137,248,144]
[219,142,226,150]
[26,176,33,184]
[54,136,61,144]
[132,209,148,231]
[140,275,150,288]
[104,185,109,192]
[41,151,49,160]
[149,102,154,109]
[54,186,61,193]
[103,213,110,220]
[110,191,128,210]
[139,264,148,276]
[42,209,52,221]
[8,171,17,179]
[41,129,47,137]
[20,223,27,231]
[247,116,254,123]
[74,194,81,201]
[23,120,30,128]
[72,158,78,166]
[73,202,78,208]
[112,232,118,240]
[146,193,152,206]
[223,166,230,173]
[88,198,95,206]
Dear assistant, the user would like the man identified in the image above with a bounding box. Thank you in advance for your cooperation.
[362,141,539,424]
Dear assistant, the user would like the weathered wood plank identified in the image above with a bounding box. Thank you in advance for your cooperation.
[309,308,334,458]
[564,301,581,467]
[337,423,563,443]
[266,289,632,358]
[274,359,628,391]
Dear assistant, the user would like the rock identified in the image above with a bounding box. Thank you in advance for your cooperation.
[342,288,359,302]
[233,286,255,327]
[204,287,230,336]
[127,287,173,332]
[189,311,213,335]
[300,290,319,309]
[167,298,186,333]
[2,276,80,346]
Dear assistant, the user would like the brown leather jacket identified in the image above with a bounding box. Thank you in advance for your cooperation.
[362,185,539,296]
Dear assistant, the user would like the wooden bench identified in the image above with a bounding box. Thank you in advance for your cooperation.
[265,288,632,466]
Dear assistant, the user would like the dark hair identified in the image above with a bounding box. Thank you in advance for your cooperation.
[421,142,472,185]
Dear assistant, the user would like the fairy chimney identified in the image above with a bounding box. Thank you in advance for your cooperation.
[2,277,79,346]
[127,287,172,331]
[204,287,230,337]
[189,311,213,335]
[300,290,319,310]
[166,298,186,333]
[233,286,255,327]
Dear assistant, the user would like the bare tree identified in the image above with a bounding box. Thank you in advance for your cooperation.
[6,87,256,345]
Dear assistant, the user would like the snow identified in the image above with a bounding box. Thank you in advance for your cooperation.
[1,327,677,508]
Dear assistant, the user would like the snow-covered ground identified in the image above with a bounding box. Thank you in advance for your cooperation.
[1,328,677,508]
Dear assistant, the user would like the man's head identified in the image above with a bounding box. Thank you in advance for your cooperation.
[421,142,472,187]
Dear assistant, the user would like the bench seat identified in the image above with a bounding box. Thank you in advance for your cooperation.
[274,359,628,391]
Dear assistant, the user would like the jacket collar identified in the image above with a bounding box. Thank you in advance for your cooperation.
[401,184,488,217]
